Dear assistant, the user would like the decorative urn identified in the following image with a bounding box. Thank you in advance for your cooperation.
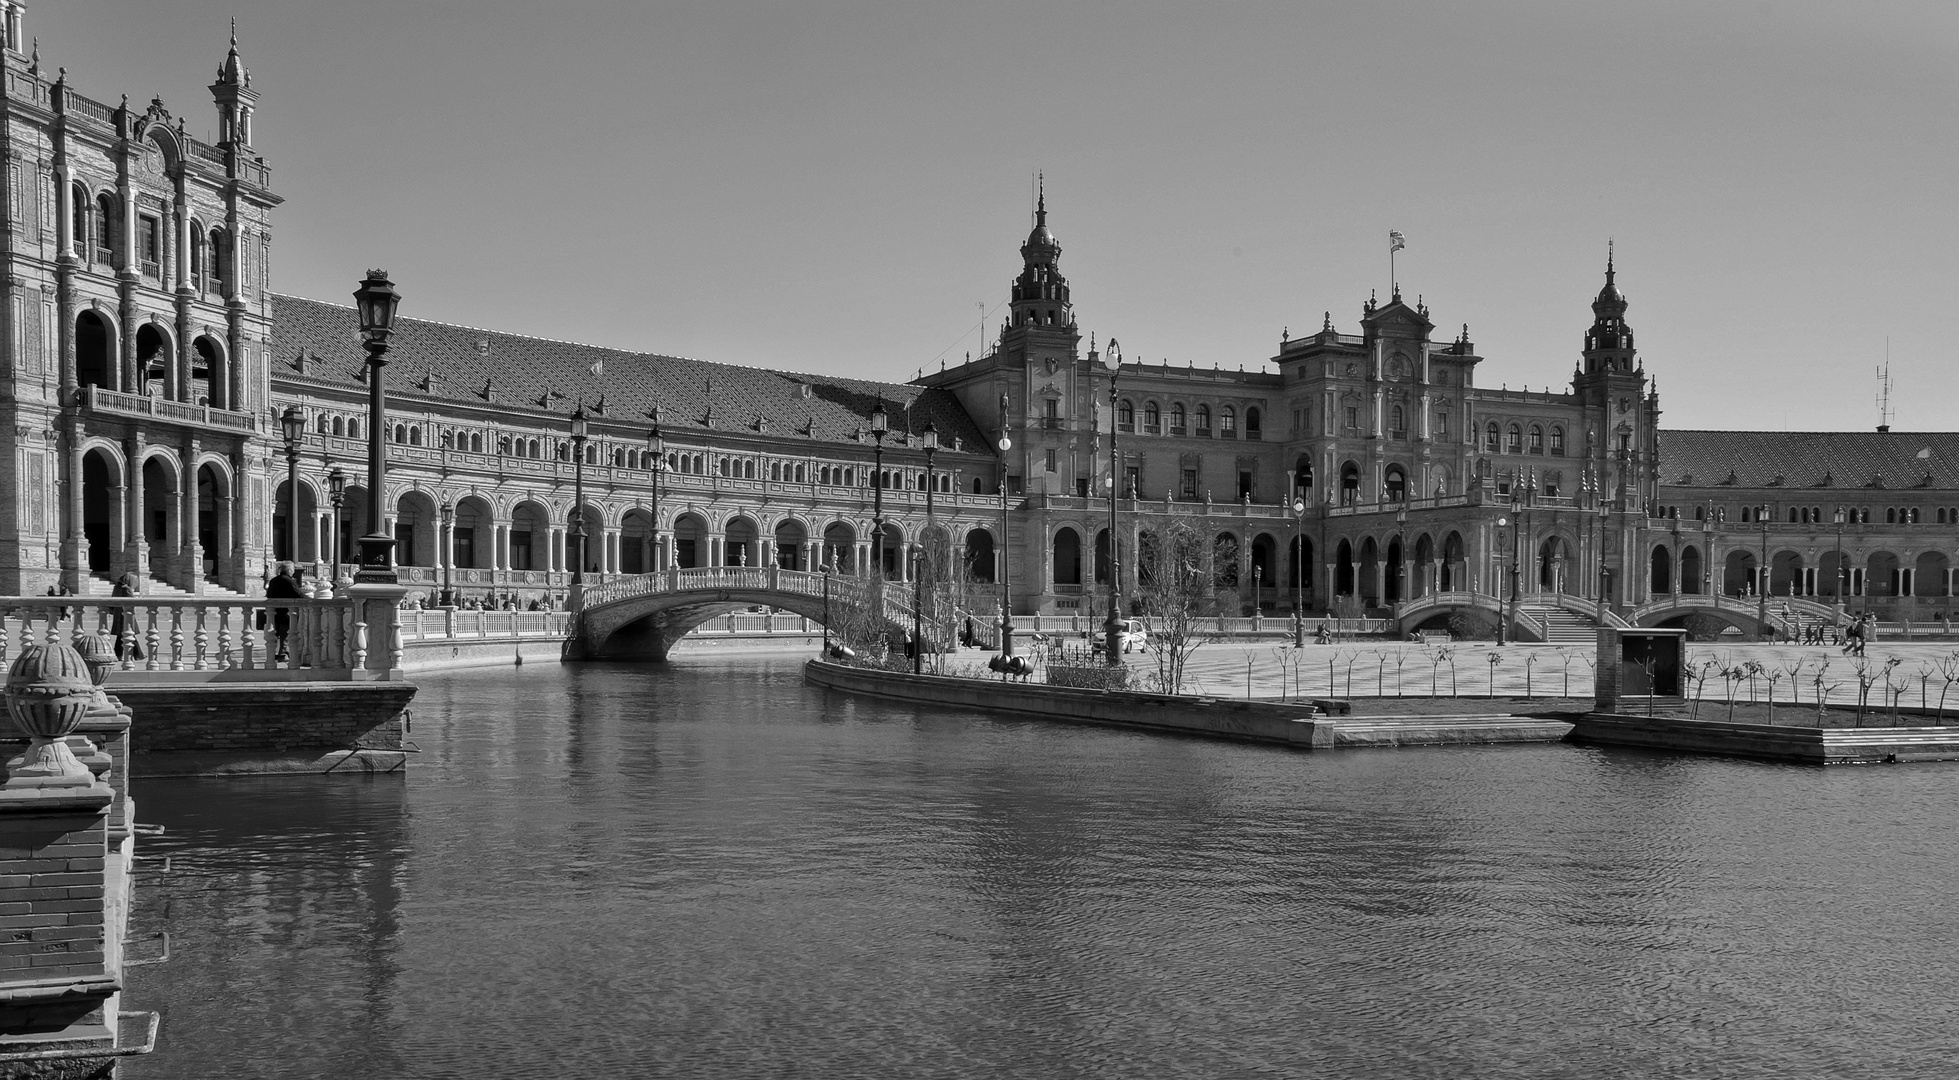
[71,632,119,706]
[5,643,99,784]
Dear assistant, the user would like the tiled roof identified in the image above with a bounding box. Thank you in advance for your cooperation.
[267,294,992,453]
[1659,430,1959,491]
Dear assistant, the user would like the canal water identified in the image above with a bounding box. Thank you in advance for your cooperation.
[123,656,1959,1079]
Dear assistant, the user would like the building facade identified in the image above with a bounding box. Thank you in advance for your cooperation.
[5,14,1956,638]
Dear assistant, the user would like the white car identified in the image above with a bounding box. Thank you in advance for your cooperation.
[1115,619,1150,654]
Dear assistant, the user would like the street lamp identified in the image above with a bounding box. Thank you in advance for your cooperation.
[569,406,589,587]
[869,396,889,581]
[1292,492,1307,647]
[1103,338,1124,666]
[1503,489,1522,643]
[646,408,664,574]
[920,422,939,667]
[997,392,1015,658]
[1394,501,1409,607]
[279,404,304,565]
[438,501,454,607]
[1669,508,1682,604]
[351,270,400,584]
[327,466,346,590]
[821,552,832,654]
[1833,505,1847,614]
[1756,502,1770,634]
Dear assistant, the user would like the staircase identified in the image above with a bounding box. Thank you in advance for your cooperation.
[81,574,249,600]
[1520,600,1598,645]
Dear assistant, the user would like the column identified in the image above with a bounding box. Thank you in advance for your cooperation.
[180,456,201,589]
[125,444,146,578]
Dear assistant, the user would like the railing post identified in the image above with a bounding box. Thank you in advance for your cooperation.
[345,584,410,680]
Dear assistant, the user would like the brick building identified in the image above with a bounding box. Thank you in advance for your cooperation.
[4,16,1954,640]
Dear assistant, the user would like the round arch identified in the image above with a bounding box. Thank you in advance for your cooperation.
[964,527,996,583]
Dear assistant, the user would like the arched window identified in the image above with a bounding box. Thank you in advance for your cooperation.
[1485,422,1500,452]
[1221,406,1237,435]
[1245,407,1261,439]
[208,227,227,290]
[408,427,422,446]
[1196,405,1212,434]
[69,182,88,251]
[188,218,204,280]
[1505,424,1522,454]
[1391,405,1404,435]
[1170,403,1186,434]
[441,430,455,449]
[1789,507,1800,523]
[1118,400,1135,431]
[1910,507,1921,524]
[1550,426,1566,455]
[1143,402,1160,434]
[317,415,331,435]
[1528,425,1544,454]
[498,435,513,455]
[470,433,482,453]
[347,419,360,440]
[1887,508,1897,524]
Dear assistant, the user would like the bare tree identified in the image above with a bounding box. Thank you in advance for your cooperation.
[1131,515,1215,694]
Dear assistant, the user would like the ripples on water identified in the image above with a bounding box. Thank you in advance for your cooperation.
[123,657,1959,1079]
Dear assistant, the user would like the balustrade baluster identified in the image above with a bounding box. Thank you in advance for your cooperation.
[217,609,234,669]
[144,608,160,671]
[43,608,59,647]
[0,605,10,666]
[351,620,369,670]
[168,607,185,670]
[193,605,209,670]
[241,607,258,670]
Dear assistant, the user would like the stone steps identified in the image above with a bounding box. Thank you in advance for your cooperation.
[80,574,249,600]
[1521,603,1598,644]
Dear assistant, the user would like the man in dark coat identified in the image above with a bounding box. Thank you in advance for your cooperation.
[266,561,303,662]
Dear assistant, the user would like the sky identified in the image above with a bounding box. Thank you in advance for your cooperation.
[39,0,1959,431]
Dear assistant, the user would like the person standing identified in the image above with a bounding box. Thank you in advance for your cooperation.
[266,561,303,662]
[110,572,144,661]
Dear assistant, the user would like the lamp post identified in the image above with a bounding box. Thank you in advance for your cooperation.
[1669,509,1682,605]
[438,501,454,607]
[997,393,1014,659]
[327,466,346,590]
[869,396,889,581]
[1103,338,1124,665]
[1504,490,1522,643]
[920,422,938,667]
[646,408,665,573]
[1757,502,1770,634]
[568,406,589,591]
[1701,504,1714,598]
[1394,501,1409,608]
[351,270,400,584]
[279,405,303,564]
[1833,505,1847,615]
[912,546,924,675]
[1292,493,1307,647]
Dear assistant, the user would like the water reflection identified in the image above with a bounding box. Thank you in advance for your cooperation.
[125,657,1959,1079]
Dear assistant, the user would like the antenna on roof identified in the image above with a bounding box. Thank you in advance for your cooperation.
[1877,344,1893,433]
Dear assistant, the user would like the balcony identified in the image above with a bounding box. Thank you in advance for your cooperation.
[81,385,259,434]
[1169,425,1187,437]
[1195,427,1212,438]
[1041,417,1063,430]
[1143,423,1161,435]
[1118,422,1135,434]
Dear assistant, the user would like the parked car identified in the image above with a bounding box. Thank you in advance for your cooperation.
[1116,618,1150,653]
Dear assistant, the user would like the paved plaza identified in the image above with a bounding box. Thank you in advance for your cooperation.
[1099,638,1959,711]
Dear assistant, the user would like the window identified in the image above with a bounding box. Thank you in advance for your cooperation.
[1506,424,1522,454]
[1245,407,1261,440]
[1144,402,1160,434]
[1485,422,1499,451]
[1435,411,1448,439]
[1118,400,1135,432]
[1528,425,1544,455]
[95,193,114,259]
[1181,468,1198,500]
[1550,427,1566,455]
[1221,407,1237,436]
[1391,406,1405,438]
[1170,403,1186,435]
[138,215,160,272]
[209,227,227,290]
[1346,407,1360,430]
[1123,466,1140,495]
[1195,405,1212,434]
[1044,449,1057,473]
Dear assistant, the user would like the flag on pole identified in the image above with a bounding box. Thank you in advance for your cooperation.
[1389,230,1406,253]
[589,358,604,377]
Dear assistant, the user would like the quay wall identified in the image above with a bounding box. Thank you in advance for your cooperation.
[1568,712,1959,764]
[109,683,417,754]
[804,660,1332,749]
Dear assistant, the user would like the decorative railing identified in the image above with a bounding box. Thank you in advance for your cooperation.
[398,608,571,642]
[0,595,405,680]
[581,567,949,643]
[84,385,258,433]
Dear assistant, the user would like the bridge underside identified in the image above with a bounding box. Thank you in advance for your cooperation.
[572,588,924,662]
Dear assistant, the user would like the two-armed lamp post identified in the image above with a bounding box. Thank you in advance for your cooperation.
[646,408,664,573]
[1292,492,1307,647]
[997,393,1014,659]
[438,501,454,607]
[869,396,889,580]
[352,270,400,584]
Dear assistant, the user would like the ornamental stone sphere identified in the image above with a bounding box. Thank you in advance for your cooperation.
[71,632,119,688]
[5,643,98,784]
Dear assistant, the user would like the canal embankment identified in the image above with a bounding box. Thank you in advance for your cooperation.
[803,659,1576,749]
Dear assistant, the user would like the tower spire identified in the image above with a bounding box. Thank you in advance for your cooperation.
[1606,237,1615,285]
[1036,172,1046,227]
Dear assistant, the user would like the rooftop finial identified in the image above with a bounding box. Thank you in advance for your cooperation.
[1036,171,1046,227]
[1606,237,1615,283]
[230,17,237,47]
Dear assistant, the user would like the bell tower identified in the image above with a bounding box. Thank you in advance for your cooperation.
[1002,177,1076,349]
[1578,242,1635,380]
[208,19,256,148]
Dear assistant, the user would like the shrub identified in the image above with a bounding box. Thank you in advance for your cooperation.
[1683,614,1727,642]
[1046,663,1131,691]
[1449,610,1498,640]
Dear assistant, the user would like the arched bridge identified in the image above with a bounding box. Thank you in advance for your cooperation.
[568,566,952,661]
[1628,593,1838,638]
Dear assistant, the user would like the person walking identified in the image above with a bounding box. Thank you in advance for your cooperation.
[266,561,303,662]
[109,572,145,661]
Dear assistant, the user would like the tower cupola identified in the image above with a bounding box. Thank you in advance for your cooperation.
[1581,243,1635,374]
[1007,175,1071,333]
[209,20,257,147]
